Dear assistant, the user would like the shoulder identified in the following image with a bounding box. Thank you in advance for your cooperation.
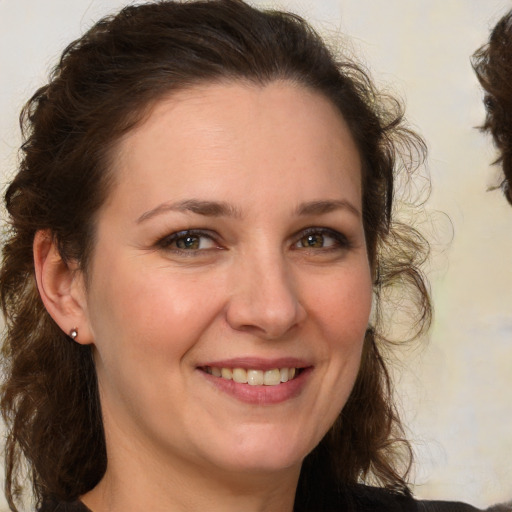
[37,489,512,512]
[38,499,91,512]
[346,484,419,511]
[340,485,511,512]
[416,499,512,512]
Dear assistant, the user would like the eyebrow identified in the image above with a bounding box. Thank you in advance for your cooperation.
[137,198,360,224]
[296,200,361,218]
[136,199,242,223]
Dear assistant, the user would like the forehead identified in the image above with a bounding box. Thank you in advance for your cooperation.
[107,80,362,214]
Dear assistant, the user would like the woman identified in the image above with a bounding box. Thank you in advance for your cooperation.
[0,1,505,511]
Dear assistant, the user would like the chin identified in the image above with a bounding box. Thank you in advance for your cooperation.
[203,428,316,475]
[215,452,303,476]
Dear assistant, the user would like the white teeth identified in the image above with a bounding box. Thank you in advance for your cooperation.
[264,369,281,386]
[232,368,247,383]
[206,366,299,386]
[247,369,264,386]
[221,368,232,380]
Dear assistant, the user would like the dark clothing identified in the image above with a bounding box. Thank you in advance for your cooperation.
[38,486,511,512]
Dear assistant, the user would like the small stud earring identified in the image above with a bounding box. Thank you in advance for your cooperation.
[69,328,78,340]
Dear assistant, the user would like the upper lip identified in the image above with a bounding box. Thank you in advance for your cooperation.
[197,357,311,371]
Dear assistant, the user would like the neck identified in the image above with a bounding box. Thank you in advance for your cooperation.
[81,438,300,512]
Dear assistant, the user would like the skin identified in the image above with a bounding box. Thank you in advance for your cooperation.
[35,81,372,512]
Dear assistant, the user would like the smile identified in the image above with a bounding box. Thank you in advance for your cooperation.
[203,366,300,386]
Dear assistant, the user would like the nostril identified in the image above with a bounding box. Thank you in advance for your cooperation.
[225,266,305,338]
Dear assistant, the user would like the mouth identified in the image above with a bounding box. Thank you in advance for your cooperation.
[198,359,311,404]
[200,366,303,386]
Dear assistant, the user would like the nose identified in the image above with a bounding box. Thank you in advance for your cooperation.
[225,250,306,340]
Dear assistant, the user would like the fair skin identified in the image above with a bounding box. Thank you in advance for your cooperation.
[34,81,372,512]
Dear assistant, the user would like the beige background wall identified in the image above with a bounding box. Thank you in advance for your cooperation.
[1,0,511,509]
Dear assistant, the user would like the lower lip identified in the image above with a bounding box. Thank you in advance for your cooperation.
[200,368,312,405]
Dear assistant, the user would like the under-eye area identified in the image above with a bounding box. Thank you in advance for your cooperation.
[201,366,306,386]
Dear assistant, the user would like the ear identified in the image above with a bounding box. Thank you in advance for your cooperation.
[33,230,94,345]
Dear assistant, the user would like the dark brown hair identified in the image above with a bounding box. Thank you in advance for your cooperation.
[473,10,512,204]
[0,1,431,510]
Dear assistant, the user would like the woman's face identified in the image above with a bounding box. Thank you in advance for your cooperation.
[80,81,372,478]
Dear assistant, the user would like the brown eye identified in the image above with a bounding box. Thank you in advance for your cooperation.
[158,230,218,252]
[294,228,349,251]
[299,233,325,248]
[176,235,201,250]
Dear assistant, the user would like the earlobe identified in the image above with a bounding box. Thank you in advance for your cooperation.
[33,230,93,345]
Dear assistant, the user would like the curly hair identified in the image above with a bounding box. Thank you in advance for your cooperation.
[0,1,431,510]
[473,10,512,205]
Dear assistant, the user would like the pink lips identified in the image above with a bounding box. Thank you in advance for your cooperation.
[197,357,312,405]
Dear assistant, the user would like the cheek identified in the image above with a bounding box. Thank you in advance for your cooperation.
[309,266,372,342]
[87,259,224,365]
[86,263,226,425]
[308,264,373,393]
[296,266,372,442]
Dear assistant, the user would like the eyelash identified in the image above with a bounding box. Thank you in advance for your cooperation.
[156,229,219,255]
[155,227,351,255]
[292,227,351,252]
